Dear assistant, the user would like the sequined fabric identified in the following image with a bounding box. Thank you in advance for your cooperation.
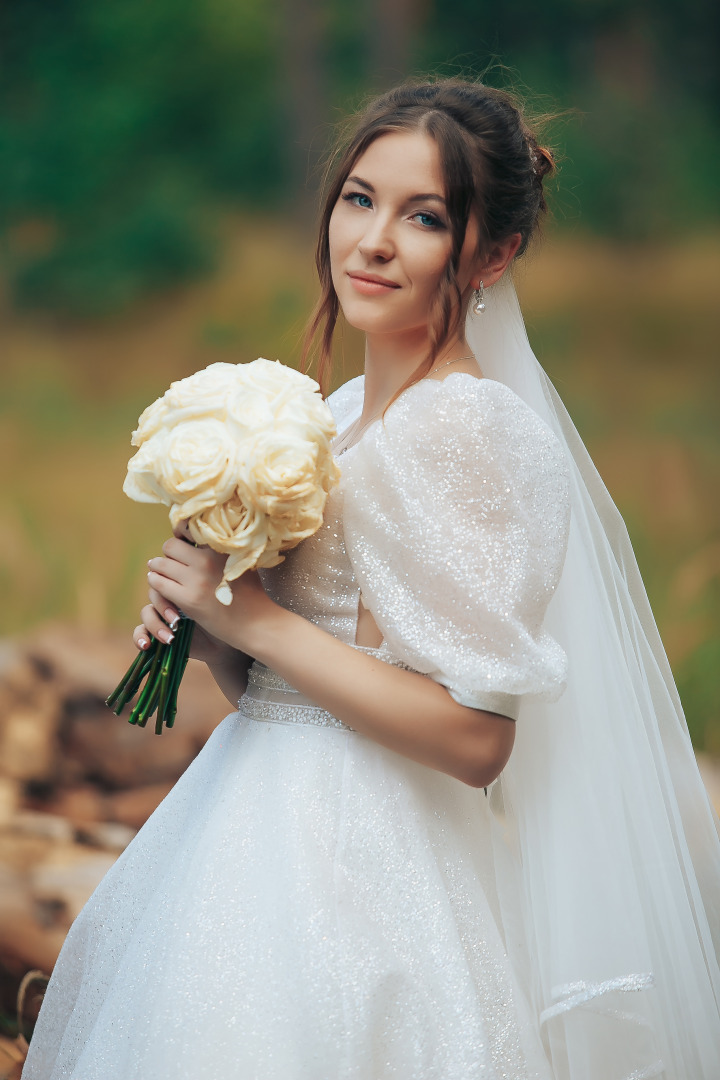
[23,373,570,1080]
[340,375,571,720]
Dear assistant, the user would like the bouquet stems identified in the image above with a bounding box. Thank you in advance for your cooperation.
[106,616,194,734]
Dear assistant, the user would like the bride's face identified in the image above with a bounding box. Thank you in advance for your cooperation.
[328,130,480,338]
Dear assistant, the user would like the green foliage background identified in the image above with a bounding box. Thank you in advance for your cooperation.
[2,0,719,312]
[0,1,718,749]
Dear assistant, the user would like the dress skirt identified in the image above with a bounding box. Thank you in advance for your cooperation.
[22,663,552,1080]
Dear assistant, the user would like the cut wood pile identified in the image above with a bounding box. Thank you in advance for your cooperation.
[0,622,230,1060]
[1,622,718,1076]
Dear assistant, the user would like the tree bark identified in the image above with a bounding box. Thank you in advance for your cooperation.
[277,0,331,215]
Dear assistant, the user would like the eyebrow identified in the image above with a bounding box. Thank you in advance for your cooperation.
[345,175,446,205]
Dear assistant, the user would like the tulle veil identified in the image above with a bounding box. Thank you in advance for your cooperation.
[467,277,720,1079]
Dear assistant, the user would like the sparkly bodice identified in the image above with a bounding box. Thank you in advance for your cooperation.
[260,373,572,721]
[259,484,360,646]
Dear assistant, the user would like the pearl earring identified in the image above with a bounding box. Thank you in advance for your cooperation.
[472,281,485,315]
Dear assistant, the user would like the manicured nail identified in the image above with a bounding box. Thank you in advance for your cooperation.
[166,611,180,630]
[158,628,174,644]
[138,637,149,650]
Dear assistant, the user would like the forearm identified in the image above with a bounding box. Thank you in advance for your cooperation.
[246,606,514,788]
[207,650,253,708]
[145,546,514,785]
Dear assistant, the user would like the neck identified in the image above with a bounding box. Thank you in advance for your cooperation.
[360,328,470,422]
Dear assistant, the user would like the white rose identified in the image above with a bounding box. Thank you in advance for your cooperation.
[123,435,173,505]
[132,397,169,447]
[239,357,319,396]
[123,358,340,604]
[155,419,239,517]
[153,363,238,430]
[180,491,265,554]
[225,385,276,441]
[275,389,336,441]
[243,432,319,513]
[225,359,320,439]
[164,362,240,411]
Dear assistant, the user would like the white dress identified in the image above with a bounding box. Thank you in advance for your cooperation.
[23,374,571,1080]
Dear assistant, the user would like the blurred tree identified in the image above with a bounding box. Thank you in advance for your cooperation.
[419,0,720,237]
[0,0,718,314]
[366,0,424,89]
[0,0,283,314]
[277,0,330,214]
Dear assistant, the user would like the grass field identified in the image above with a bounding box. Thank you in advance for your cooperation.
[1,220,718,747]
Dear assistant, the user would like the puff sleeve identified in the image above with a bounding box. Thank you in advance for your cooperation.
[327,375,364,430]
[340,376,571,719]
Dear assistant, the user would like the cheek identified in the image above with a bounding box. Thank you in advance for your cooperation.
[328,212,348,286]
[409,244,450,297]
[328,202,354,253]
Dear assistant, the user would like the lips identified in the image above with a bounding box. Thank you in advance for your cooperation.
[347,271,401,295]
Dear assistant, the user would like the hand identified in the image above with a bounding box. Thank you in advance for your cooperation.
[133,605,233,668]
[143,537,279,655]
[133,538,234,666]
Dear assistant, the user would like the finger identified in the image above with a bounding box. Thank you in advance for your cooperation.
[140,603,176,645]
[147,554,190,584]
[145,572,184,617]
[148,587,181,631]
[133,624,152,651]
[162,536,203,564]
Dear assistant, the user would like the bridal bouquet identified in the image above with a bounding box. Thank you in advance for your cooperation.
[107,358,340,733]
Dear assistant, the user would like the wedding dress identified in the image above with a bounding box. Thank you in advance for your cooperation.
[23,374,572,1080]
[23,283,720,1079]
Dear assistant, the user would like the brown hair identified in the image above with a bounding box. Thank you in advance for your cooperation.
[302,78,555,396]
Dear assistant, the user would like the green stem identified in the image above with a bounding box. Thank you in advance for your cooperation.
[164,618,193,728]
[129,644,165,725]
[106,616,195,735]
[160,617,191,729]
[135,671,164,728]
[106,647,148,709]
[165,651,190,728]
[154,646,175,731]
[112,649,157,715]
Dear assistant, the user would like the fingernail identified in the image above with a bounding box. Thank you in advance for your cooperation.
[138,637,149,650]
[158,629,174,644]
[166,611,180,630]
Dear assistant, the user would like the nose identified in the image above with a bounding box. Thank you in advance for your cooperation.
[357,212,395,262]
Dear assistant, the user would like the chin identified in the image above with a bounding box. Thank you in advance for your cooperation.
[338,301,414,337]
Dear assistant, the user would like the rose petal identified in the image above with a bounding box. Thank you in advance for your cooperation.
[214,581,234,606]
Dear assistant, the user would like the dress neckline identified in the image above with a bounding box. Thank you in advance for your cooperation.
[332,371,490,459]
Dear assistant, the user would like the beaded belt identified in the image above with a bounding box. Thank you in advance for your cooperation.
[238,647,413,732]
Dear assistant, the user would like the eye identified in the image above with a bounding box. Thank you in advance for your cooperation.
[410,210,445,230]
[341,191,373,209]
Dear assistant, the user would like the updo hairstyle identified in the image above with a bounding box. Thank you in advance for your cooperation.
[303,78,555,395]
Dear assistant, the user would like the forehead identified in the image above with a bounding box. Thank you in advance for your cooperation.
[349,130,444,194]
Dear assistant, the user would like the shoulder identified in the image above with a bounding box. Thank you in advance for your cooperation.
[384,374,569,489]
[342,374,570,542]
[326,375,364,427]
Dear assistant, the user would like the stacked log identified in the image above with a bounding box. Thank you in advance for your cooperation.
[0,622,230,1054]
[1,621,718,1076]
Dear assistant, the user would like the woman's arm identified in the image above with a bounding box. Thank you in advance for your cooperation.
[134,595,253,708]
[248,599,515,788]
[145,540,515,788]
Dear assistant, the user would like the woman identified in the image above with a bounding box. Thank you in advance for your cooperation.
[23,79,720,1080]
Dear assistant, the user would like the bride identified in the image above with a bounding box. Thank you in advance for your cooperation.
[23,79,720,1080]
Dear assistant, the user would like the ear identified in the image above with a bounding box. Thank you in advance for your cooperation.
[470,233,522,289]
